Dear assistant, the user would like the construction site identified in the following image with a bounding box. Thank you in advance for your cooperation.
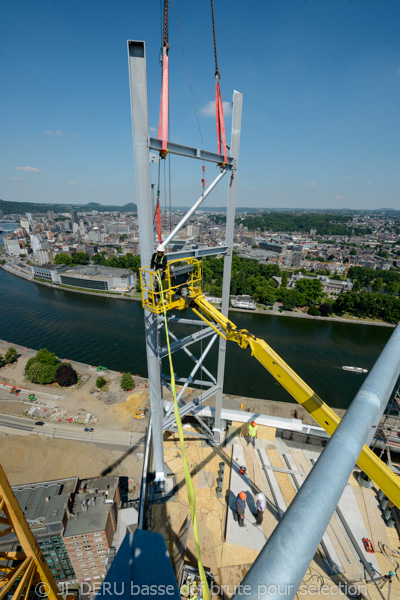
[2,3,400,600]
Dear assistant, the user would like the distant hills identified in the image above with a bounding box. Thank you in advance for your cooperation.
[0,198,137,215]
[0,197,399,217]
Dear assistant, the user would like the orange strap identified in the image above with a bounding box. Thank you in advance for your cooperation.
[215,79,227,164]
[153,201,162,244]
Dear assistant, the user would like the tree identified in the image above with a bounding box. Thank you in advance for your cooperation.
[371,277,383,293]
[40,364,58,384]
[96,376,106,389]
[121,372,135,391]
[308,306,320,316]
[319,302,333,317]
[35,348,60,366]
[281,271,288,288]
[386,281,399,295]
[0,355,3,366]
[56,363,78,386]
[26,361,44,384]
[71,252,90,265]
[54,253,73,266]
[4,347,17,364]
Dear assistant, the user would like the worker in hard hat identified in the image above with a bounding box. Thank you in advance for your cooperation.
[255,492,267,526]
[151,244,168,303]
[235,491,247,527]
[247,420,258,447]
[151,243,167,272]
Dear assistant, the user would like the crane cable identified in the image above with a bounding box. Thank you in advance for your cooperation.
[211,0,227,165]
[156,272,211,600]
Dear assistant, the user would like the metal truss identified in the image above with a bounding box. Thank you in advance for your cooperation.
[0,464,61,600]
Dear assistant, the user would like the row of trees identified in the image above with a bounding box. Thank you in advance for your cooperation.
[92,252,141,273]
[236,213,372,236]
[54,252,90,266]
[25,348,78,386]
[333,291,400,324]
[96,372,135,390]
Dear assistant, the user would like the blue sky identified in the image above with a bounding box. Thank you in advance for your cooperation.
[1,0,399,210]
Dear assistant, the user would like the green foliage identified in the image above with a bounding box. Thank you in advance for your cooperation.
[121,372,135,391]
[72,252,90,265]
[308,306,320,316]
[35,348,60,366]
[281,271,288,288]
[26,361,44,383]
[202,253,280,299]
[96,376,107,389]
[40,364,59,384]
[333,291,400,323]
[0,355,3,366]
[56,363,78,386]
[371,277,383,293]
[92,252,140,274]
[4,347,17,364]
[25,348,67,385]
[54,253,73,266]
[348,266,400,289]
[319,302,333,317]
[294,278,323,305]
[236,212,372,236]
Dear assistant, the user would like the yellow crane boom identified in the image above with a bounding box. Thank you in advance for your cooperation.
[140,258,400,508]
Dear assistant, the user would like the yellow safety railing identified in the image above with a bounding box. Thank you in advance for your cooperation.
[140,257,202,314]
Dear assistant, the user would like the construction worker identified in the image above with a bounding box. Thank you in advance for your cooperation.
[151,244,167,302]
[235,491,247,527]
[247,420,258,447]
[151,243,167,273]
[255,492,267,525]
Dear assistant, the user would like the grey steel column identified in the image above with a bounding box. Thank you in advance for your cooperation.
[232,323,400,600]
[213,91,243,443]
[128,40,165,487]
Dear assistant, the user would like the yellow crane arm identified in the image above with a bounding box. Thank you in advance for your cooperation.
[191,294,400,507]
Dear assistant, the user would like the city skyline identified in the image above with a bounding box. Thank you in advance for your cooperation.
[1,0,399,210]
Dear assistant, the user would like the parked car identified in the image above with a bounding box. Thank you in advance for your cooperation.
[84,427,94,432]
[35,421,45,426]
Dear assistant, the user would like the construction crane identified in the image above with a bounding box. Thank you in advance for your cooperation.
[0,464,61,600]
[140,257,400,509]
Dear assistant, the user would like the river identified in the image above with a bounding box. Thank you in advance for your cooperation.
[0,223,394,409]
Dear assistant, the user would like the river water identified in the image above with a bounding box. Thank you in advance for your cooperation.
[0,223,394,409]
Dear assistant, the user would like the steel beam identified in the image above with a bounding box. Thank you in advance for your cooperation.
[163,385,220,429]
[166,330,217,384]
[232,323,400,600]
[128,40,165,487]
[149,137,234,166]
[164,246,228,261]
[162,171,227,248]
[159,327,215,358]
[214,91,243,443]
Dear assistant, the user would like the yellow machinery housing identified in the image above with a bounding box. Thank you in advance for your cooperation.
[140,258,400,508]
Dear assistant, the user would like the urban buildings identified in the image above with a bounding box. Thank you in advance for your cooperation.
[0,476,121,584]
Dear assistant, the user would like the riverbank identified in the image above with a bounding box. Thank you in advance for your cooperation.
[0,338,344,428]
[1,261,395,327]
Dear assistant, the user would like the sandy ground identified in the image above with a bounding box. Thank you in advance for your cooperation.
[0,434,144,489]
[0,339,345,490]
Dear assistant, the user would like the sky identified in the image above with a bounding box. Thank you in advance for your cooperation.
[1,0,399,210]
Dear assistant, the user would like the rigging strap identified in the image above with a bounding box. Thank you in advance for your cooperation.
[158,1,169,157]
[211,1,227,163]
